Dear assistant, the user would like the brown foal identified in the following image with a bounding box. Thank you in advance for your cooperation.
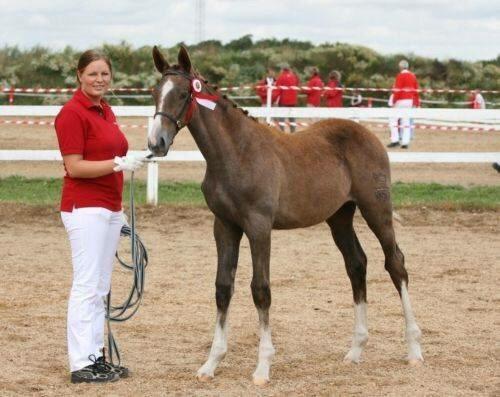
[148,46,423,385]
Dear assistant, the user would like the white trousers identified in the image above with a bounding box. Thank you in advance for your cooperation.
[389,99,414,145]
[61,207,123,372]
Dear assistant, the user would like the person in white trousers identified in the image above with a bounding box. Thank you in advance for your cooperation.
[387,60,420,149]
[388,95,414,148]
[55,49,145,383]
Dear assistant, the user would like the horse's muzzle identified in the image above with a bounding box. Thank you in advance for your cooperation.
[148,134,172,157]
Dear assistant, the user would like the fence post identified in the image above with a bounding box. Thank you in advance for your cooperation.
[8,87,14,105]
[146,116,159,205]
[147,162,159,206]
[265,80,272,124]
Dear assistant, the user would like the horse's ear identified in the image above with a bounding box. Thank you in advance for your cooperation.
[152,45,169,74]
[178,45,192,73]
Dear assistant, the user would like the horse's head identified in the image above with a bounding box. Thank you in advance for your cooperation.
[148,46,194,157]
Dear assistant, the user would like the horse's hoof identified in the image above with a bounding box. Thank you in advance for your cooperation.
[343,353,361,364]
[408,358,424,366]
[197,374,214,382]
[253,377,269,386]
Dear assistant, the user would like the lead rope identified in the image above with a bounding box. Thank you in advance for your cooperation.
[105,171,149,365]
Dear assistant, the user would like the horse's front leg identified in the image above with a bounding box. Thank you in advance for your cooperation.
[247,217,275,386]
[197,217,242,381]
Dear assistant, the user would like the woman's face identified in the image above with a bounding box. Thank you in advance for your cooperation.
[78,59,111,102]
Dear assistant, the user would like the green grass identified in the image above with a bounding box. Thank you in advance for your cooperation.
[0,176,205,206]
[0,176,498,210]
[391,182,499,210]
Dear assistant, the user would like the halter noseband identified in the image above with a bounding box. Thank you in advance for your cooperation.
[153,70,198,131]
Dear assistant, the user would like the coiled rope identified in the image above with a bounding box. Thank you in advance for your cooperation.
[105,172,149,365]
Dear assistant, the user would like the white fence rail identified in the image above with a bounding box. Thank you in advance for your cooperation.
[1,106,499,204]
[2,105,500,122]
[1,150,498,163]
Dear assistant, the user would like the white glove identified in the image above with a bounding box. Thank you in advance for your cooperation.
[113,154,145,172]
[120,210,129,227]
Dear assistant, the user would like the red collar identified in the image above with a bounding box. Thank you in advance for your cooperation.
[73,88,110,110]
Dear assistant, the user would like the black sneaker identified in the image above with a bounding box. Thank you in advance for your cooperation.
[387,142,400,148]
[96,356,129,378]
[401,145,409,149]
[70,357,119,383]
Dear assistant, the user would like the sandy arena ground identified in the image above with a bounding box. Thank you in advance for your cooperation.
[0,204,498,396]
[0,118,499,396]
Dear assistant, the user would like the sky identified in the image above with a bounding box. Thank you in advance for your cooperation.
[0,0,499,61]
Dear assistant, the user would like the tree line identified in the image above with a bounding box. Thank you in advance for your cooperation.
[1,35,498,106]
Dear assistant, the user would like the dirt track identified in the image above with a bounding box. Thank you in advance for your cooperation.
[0,204,499,396]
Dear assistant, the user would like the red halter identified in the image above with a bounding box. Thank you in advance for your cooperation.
[154,70,219,131]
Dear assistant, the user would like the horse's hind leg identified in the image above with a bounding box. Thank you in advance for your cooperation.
[357,196,423,364]
[327,201,369,363]
[197,217,243,381]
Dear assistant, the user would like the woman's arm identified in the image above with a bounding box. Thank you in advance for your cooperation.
[63,154,115,178]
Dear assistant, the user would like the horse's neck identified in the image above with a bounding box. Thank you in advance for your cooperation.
[188,106,252,169]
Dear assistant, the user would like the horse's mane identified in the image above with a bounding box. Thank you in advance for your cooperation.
[191,68,258,123]
[164,64,260,125]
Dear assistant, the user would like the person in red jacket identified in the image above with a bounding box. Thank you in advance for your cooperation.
[324,70,343,108]
[256,67,279,106]
[275,63,300,132]
[305,67,324,107]
[468,90,486,109]
[55,49,145,384]
[387,59,420,149]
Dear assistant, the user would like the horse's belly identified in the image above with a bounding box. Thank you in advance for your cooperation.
[273,191,350,229]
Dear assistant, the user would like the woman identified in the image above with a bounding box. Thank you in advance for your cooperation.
[55,49,144,383]
[304,66,324,108]
[324,70,343,108]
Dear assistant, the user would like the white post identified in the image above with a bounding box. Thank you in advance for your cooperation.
[146,116,159,205]
[266,80,273,124]
[147,162,159,205]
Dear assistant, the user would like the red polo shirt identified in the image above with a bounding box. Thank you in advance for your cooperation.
[55,89,128,212]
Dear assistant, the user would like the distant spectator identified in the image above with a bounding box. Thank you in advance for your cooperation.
[469,90,486,109]
[304,67,324,107]
[324,70,343,108]
[387,59,420,149]
[256,67,279,106]
[350,90,363,107]
[275,63,300,133]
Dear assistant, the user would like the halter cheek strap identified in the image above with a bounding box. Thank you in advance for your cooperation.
[154,70,218,131]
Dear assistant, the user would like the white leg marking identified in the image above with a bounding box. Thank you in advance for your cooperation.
[197,312,228,380]
[253,310,275,385]
[400,282,424,363]
[344,302,368,363]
